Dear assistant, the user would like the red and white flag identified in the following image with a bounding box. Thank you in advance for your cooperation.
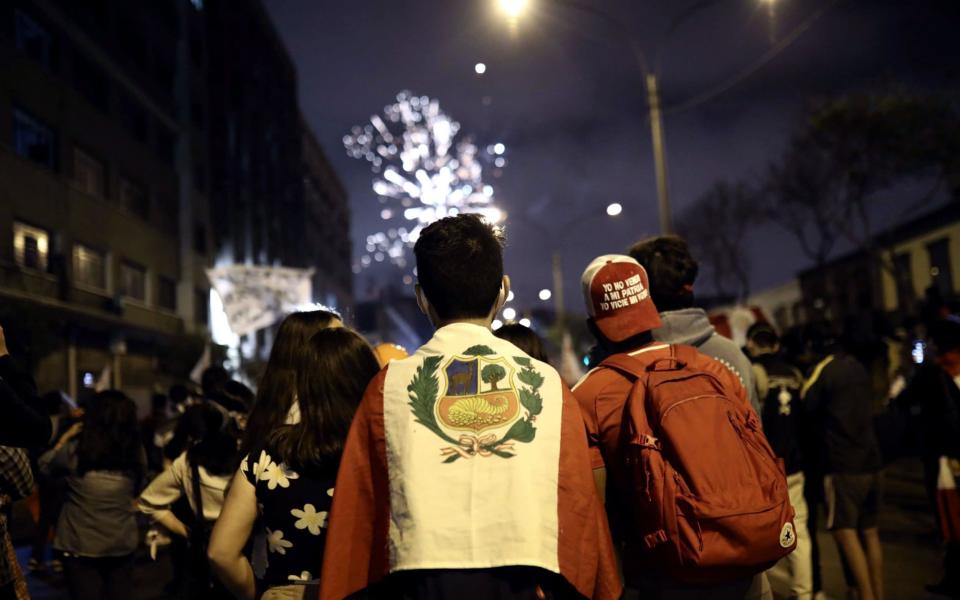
[319,322,621,600]
[937,456,960,543]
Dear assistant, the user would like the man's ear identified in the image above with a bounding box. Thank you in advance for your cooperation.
[496,275,511,312]
[415,284,429,316]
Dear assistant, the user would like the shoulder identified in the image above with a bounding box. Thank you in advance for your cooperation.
[571,366,629,399]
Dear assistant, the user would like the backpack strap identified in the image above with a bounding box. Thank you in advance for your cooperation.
[600,345,680,379]
[599,350,668,451]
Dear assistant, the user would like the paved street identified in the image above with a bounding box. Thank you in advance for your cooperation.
[13,458,946,599]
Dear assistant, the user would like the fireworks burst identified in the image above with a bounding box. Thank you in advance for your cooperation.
[345,91,507,275]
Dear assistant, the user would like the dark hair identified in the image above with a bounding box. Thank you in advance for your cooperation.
[494,324,549,363]
[931,318,960,354]
[201,366,230,399]
[628,235,699,311]
[168,384,190,406]
[414,214,505,321]
[268,328,380,472]
[77,391,143,477]
[241,310,342,456]
[746,322,779,350]
[182,403,241,476]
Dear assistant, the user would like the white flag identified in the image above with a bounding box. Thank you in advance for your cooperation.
[190,344,211,385]
[206,265,314,337]
[94,363,112,392]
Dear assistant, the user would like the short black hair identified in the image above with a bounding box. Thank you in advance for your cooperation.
[746,322,779,349]
[414,214,505,321]
[494,324,549,363]
[628,235,699,311]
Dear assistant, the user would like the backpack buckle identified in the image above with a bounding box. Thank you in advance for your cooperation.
[644,529,668,548]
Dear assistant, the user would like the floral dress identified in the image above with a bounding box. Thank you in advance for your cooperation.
[242,446,336,589]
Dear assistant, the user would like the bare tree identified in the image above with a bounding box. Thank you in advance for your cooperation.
[677,180,760,302]
[762,90,960,312]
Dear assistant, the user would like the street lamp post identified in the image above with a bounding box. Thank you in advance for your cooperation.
[495,0,726,234]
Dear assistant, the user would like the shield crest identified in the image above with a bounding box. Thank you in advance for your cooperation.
[437,356,520,433]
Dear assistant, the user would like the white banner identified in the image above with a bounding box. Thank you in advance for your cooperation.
[206,265,314,337]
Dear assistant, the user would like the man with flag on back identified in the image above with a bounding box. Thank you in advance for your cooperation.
[319,214,621,600]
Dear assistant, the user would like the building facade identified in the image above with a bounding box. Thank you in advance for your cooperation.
[1,0,351,398]
[798,202,960,324]
[300,117,352,311]
[0,0,211,403]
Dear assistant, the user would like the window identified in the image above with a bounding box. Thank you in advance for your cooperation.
[13,109,56,169]
[13,222,50,272]
[72,53,109,111]
[928,238,954,297]
[158,276,177,311]
[73,243,106,290]
[119,260,146,301]
[893,252,914,308]
[15,10,53,68]
[195,289,209,326]
[72,147,105,197]
[119,176,149,218]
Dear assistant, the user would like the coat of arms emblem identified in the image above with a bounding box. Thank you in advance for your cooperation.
[406,344,546,463]
[437,356,520,433]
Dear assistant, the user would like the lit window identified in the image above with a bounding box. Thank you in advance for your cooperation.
[13,109,56,168]
[73,243,106,290]
[72,147,105,197]
[15,10,52,67]
[13,221,50,272]
[119,176,149,218]
[119,260,146,302]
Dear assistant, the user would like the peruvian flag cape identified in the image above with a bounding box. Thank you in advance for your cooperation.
[319,323,621,599]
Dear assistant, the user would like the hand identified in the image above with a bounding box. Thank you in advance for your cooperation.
[58,422,83,446]
[0,325,7,358]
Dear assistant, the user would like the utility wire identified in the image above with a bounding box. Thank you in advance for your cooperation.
[663,0,843,117]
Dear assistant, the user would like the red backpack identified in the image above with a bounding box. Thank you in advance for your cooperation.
[601,345,796,584]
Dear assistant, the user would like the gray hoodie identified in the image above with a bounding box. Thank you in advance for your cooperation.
[652,308,761,415]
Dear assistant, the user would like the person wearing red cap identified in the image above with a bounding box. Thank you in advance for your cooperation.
[573,254,773,600]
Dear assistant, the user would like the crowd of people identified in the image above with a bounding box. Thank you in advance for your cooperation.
[0,213,958,600]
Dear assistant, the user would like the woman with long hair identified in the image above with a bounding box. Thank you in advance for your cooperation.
[38,391,145,600]
[240,309,342,457]
[208,328,380,600]
[138,402,241,598]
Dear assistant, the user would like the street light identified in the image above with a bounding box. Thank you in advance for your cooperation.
[497,0,529,19]
[493,0,724,235]
[606,202,623,217]
[538,288,552,301]
[474,62,487,75]
[503,307,517,321]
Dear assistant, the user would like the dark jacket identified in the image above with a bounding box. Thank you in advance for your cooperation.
[0,355,53,448]
[802,354,882,474]
[752,352,805,475]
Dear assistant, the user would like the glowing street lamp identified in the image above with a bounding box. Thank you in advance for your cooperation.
[538,288,552,301]
[497,0,529,19]
[474,62,487,75]
[502,307,517,321]
[606,202,623,217]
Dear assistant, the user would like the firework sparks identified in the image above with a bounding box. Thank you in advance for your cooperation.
[345,91,506,275]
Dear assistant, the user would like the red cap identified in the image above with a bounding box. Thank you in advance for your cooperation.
[581,254,662,342]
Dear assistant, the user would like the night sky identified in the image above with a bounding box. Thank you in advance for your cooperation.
[265,0,959,315]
